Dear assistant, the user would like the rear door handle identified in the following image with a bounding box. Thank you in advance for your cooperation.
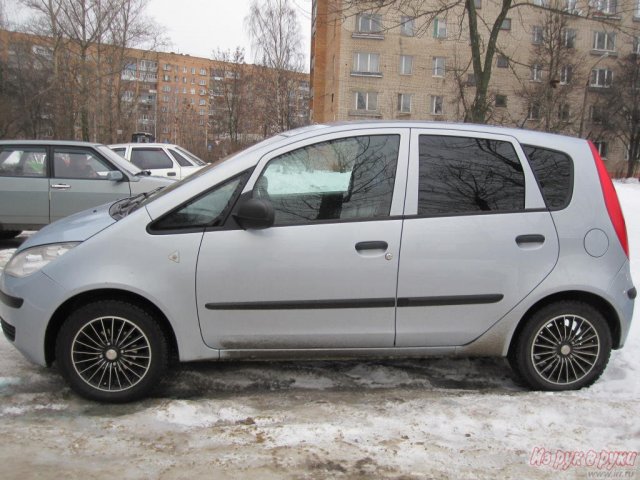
[51,183,71,190]
[516,234,545,246]
[167,172,176,177]
[355,241,388,252]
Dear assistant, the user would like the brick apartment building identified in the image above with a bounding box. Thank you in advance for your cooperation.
[0,29,310,160]
[310,0,640,173]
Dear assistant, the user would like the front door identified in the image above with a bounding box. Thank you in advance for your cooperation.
[395,130,559,347]
[196,129,409,350]
[50,146,132,222]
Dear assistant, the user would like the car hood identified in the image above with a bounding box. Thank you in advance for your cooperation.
[18,202,115,252]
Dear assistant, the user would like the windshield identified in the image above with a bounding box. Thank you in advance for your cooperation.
[96,145,142,176]
[175,146,206,166]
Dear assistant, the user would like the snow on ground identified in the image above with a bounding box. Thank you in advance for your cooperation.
[0,191,639,479]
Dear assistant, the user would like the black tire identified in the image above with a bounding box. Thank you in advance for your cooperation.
[511,301,612,391]
[55,300,168,402]
[0,230,21,239]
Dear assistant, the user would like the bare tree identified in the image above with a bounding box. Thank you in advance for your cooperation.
[602,53,640,177]
[211,47,250,146]
[515,9,584,133]
[246,0,305,134]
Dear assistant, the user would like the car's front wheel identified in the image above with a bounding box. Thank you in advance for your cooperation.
[56,300,168,402]
[510,301,612,391]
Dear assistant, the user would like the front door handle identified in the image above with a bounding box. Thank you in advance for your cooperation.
[355,241,388,252]
[516,234,545,246]
[51,183,71,190]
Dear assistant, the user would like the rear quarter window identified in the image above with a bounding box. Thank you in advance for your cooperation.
[522,145,573,210]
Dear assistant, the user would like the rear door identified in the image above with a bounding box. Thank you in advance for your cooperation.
[50,146,131,222]
[395,130,559,347]
[0,145,49,228]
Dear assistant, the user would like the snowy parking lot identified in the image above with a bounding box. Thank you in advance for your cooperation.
[0,184,639,479]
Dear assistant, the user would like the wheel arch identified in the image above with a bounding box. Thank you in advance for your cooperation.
[508,290,622,360]
[45,288,179,366]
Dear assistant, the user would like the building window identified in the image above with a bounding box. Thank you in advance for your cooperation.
[163,64,171,71]
[356,13,382,33]
[431,95,444,115]
[467,73,477,86]
[637,0,640,17]
[162,85,171,93]
[533,0,549,5]
[532,26,544,44]
[592,0,617,14]
[182,66,187,73]
[401,16,415,36]
[400,55,413,75]
[558,103,570,120]
[355,91,378,111]
[593,141,608,157]
[497,55,509,68]
[474,0,482,8]
[635,37,640,54]
[590,68,613,87]
[199,99,206,106]
[560,65,573,84]
[590,105,605,123]
[434,18,447,38]
[529,103,541,120]
[162,95,169,102]
[398,93,412,113]
[433,57,446,77]
[495,94,507,107]
[593,31,616,51]
[562,29,576,48]
[531,64,543,81]
[352,52,381,74]
[501,18,512,30]
[199,68,207,75]
[565,0,579,12]
[190,88,196,95]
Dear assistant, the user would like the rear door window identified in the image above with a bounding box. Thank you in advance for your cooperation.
[418,135,525,215]
[130,148,173,169]
[522,145,573,210]
[0,147,47,177]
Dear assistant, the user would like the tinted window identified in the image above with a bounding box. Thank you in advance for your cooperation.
[130,148,173,169]
[418,135,525,215]
[53,148,114,179]
[523,145,573,210]
[257,135,400,225]
[0,147,47,177]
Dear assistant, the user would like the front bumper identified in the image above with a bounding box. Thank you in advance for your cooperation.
[0,271,67,366]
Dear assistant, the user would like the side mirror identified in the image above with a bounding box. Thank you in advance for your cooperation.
[107,170,124,182]
[234,198,274,230]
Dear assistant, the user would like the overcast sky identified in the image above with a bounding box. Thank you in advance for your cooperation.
[3,0,312,67]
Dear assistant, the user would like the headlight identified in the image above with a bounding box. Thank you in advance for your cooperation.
[4,243,80,278]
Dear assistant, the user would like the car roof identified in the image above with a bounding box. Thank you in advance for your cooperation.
[109,143,182,148]
[0,139,103,147]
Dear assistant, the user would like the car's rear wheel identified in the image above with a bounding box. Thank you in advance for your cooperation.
[0,230,21,239]
[511,301,612,391]
[56,300,168,402]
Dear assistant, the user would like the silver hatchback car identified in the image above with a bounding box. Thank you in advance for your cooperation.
[0,122,634,402]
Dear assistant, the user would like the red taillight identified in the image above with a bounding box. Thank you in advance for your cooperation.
[589,140,629,258]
